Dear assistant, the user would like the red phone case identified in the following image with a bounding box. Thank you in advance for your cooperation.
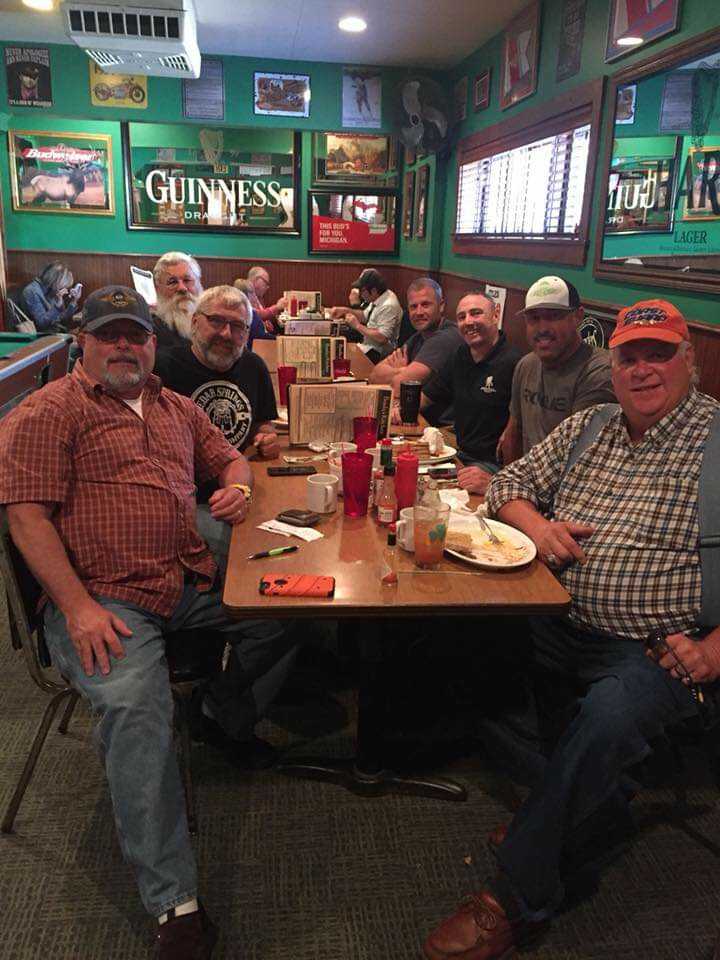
[259,574,335,597]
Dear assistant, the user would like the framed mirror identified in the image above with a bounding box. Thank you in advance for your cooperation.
[594,25,720,295]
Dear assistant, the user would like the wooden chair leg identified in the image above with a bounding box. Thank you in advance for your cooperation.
[2,688,75,835]
[57,689,80,735]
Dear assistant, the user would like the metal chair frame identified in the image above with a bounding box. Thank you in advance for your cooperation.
[0,510,208,836]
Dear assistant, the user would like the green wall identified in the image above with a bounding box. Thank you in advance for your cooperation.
[440,0,720,325]
[0,40,439,267]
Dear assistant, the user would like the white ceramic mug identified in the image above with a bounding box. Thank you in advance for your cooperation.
[306,473,339,514]
[327,442,356,495]
[395,506,415,551]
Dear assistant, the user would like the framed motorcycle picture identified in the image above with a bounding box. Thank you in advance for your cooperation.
[8,128,115,216]
[89,61,147,109]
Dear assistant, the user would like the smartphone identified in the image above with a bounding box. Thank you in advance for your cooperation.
[259,574,335,597]
[276,509,321,527]
[428,465,457,479]
[267,465,317,476]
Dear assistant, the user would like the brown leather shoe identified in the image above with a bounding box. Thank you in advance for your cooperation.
[154,903,218,959]
[423,888,543,960]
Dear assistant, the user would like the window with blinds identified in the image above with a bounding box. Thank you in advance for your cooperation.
[456,123,591,239]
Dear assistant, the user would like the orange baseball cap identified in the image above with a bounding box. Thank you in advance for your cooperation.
[609,299,689,348]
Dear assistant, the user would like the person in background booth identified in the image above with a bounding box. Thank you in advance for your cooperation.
[232,279,275,346]
[152,251,204,349]
[245,265,287,335]
[328,267,402,363]
[20,261,82,331]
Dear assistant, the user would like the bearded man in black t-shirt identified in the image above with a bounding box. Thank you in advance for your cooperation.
[155,285,280,471]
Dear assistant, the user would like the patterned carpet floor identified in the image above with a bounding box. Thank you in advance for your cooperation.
[1,601,720,960]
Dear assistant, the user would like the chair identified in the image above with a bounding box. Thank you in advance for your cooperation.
[0,509,225,836]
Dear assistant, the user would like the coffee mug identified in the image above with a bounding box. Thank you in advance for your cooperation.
[395,507,415,551]
[306,473,339,514]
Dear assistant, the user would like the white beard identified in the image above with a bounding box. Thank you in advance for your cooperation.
[155,297,196,340]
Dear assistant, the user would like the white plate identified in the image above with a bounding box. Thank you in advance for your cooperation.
[392,440,455,464]
[444,517,536,570]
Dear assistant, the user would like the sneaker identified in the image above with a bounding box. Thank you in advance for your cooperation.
[155,902,217,959]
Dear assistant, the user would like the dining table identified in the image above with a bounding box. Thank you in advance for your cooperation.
[222,428,571,802]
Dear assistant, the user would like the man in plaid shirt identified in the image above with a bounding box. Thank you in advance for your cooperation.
[0,286,295,960]
[424,299,720,960]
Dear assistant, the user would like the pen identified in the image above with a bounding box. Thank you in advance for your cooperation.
[247,545,299,560]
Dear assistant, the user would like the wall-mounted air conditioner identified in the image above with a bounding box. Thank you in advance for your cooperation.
[60,0,201,78]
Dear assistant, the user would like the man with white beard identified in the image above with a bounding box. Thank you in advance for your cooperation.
[152,251,204,347]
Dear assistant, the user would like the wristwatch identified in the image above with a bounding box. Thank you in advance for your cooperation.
[230,483,253,504]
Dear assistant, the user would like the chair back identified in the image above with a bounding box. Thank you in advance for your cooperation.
[0,509,63,694]
[4,287,35,333]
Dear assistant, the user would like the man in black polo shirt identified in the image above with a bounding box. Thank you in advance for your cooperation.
[370,277,463,425]
[422,290,521,495]
[155,285,280,473]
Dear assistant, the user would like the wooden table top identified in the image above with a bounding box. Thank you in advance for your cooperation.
[222,441,571,621]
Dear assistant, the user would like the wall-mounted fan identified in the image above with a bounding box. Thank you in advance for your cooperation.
[395,77,451,154]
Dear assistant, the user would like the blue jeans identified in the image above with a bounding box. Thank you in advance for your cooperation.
[43,509,296,917]
[491,616,699,922]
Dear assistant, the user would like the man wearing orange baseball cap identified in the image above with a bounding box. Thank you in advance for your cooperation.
[423,298,720,960]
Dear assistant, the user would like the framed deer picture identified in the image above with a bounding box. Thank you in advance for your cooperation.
[8,128,114,216]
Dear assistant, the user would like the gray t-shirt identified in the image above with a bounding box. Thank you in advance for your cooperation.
[405,321,464,373]
[510,341,615,454]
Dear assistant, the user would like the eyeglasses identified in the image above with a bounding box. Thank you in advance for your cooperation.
[199,313,249,337]
[615,344,680,369]
[89,327,152,345]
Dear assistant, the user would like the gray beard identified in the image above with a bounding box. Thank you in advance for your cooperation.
[198,341,243,371]
[103,368,144,391]
[155,298,195,340]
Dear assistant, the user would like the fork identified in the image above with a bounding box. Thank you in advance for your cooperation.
[475,511,503,545]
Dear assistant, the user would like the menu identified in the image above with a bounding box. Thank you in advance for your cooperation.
[276,336,346,381]
[287,383,392,446]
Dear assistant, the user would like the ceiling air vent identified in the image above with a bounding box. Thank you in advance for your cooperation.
[60,0,200,78]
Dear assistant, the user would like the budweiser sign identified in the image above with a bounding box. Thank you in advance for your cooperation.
[21,146,103,164]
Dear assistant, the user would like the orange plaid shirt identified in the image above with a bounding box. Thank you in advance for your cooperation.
[0,363,240,616]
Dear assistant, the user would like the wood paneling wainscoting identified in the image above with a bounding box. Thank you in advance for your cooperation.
[6,250,720,399]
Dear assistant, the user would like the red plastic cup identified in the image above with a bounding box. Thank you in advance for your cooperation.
[352,416,378,454]
[341,452,373,517]
[277,365,297,406]
[333,358,351,378]
[395,449,419,511]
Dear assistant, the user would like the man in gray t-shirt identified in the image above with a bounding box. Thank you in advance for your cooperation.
[369,277,463,424]
[498,275,615,461]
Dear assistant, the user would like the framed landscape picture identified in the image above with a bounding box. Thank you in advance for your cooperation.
[254,72,310,117]
[473,70,491,112]
[500,2,540,110]
[402,170,415,238]
[313,132,395,187]
[8,128,114,215]
[605,0,680,63]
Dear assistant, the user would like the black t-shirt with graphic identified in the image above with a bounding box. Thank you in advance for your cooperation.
[155,343,278,451]
[424,332,521,464]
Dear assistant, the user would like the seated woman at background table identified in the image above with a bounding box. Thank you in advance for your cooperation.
[20,261,82,332]
[233,279,275,346]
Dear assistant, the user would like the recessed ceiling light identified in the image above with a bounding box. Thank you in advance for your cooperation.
[22,0,54,10]
[617,36,644,46]
[339,16,367,33]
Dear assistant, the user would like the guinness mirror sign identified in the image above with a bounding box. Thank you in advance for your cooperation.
[122,121,300,235]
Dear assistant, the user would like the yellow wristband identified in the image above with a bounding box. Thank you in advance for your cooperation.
[230,483,253,503]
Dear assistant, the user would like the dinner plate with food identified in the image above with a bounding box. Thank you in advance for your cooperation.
[372,437,457,465]
[444,517,536,569]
